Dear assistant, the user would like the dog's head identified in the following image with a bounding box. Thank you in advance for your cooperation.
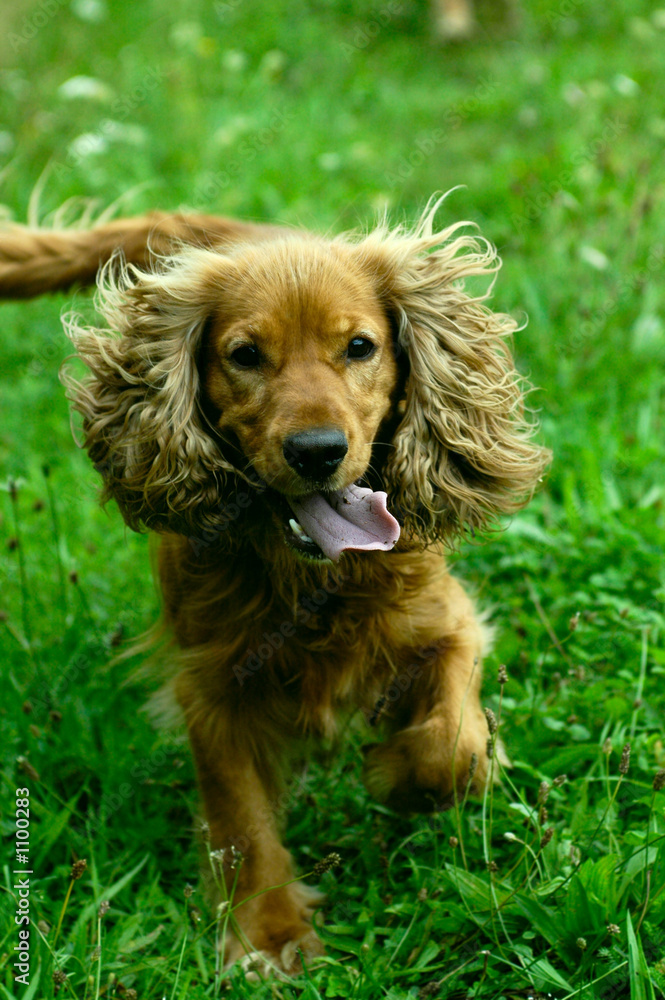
[63,202,550,559]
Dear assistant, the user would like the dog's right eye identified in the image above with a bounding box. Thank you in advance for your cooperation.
[230,344,261,368]
[346,336,375,360]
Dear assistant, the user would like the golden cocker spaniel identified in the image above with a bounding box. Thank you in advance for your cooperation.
[0,200,550,973]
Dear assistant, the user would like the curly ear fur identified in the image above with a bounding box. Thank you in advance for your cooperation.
[350,200,551,542]
[61,249,238,534]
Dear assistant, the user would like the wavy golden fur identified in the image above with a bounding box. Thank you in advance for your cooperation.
[0,199,550,973]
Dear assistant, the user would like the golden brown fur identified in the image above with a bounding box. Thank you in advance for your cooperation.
[0,200,550,972]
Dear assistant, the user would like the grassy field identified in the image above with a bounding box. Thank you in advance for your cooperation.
[1,0,664,997]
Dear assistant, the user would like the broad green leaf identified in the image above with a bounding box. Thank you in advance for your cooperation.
[513,893,561,948]
[123,923,166,952]
[619,846,659,901]
[563,869,606,941]
[529,956,573,992]
[443,864,509,914]
[626,911,656,1000]
[408,940,440,970]
[579,854,620,913]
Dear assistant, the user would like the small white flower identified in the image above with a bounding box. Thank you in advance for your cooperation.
[68,133,108,158]
[221,49,247,73]
[170,21,203,49]
[103,122,147,146]
[71,0,107,23]
[579,245,609,270]
[613,74,640,96]
[212,116,251,148]
[58,76,114,102]
[259,50,286,79]
[562,82,585,106]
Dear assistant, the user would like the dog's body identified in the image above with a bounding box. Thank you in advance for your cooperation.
[0,203,549,971]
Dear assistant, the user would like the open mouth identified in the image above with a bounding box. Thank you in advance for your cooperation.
[285,516,329,560]
[282,484,401,562]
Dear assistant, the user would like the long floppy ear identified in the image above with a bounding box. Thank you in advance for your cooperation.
[351,202,551,543]
[61,248,239,535]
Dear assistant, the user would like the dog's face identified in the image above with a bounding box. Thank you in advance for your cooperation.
[65,208,551,547]
[203,242,399,499]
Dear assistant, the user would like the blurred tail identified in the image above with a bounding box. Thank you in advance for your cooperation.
[0,211,276,299]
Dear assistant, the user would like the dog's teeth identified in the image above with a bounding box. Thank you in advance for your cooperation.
[288,518,314,544]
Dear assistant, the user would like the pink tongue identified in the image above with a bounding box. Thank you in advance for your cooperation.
[288,484,400,562]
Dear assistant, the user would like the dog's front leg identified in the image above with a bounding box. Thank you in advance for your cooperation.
[363,576,501,813]
[177,680,322,974]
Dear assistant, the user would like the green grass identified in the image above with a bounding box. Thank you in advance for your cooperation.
[1,0,664,997]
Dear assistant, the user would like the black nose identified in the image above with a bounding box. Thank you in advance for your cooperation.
[283,428,348,481]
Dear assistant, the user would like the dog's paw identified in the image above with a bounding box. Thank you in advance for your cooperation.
[362,717,498,813]
[222,883,324,977]
[225,926,324,977]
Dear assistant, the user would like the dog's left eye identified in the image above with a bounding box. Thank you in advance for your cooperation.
[231,344,261,368]
[346,337,375,360]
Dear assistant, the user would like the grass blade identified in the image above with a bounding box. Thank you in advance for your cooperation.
[626,910,656,1000]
